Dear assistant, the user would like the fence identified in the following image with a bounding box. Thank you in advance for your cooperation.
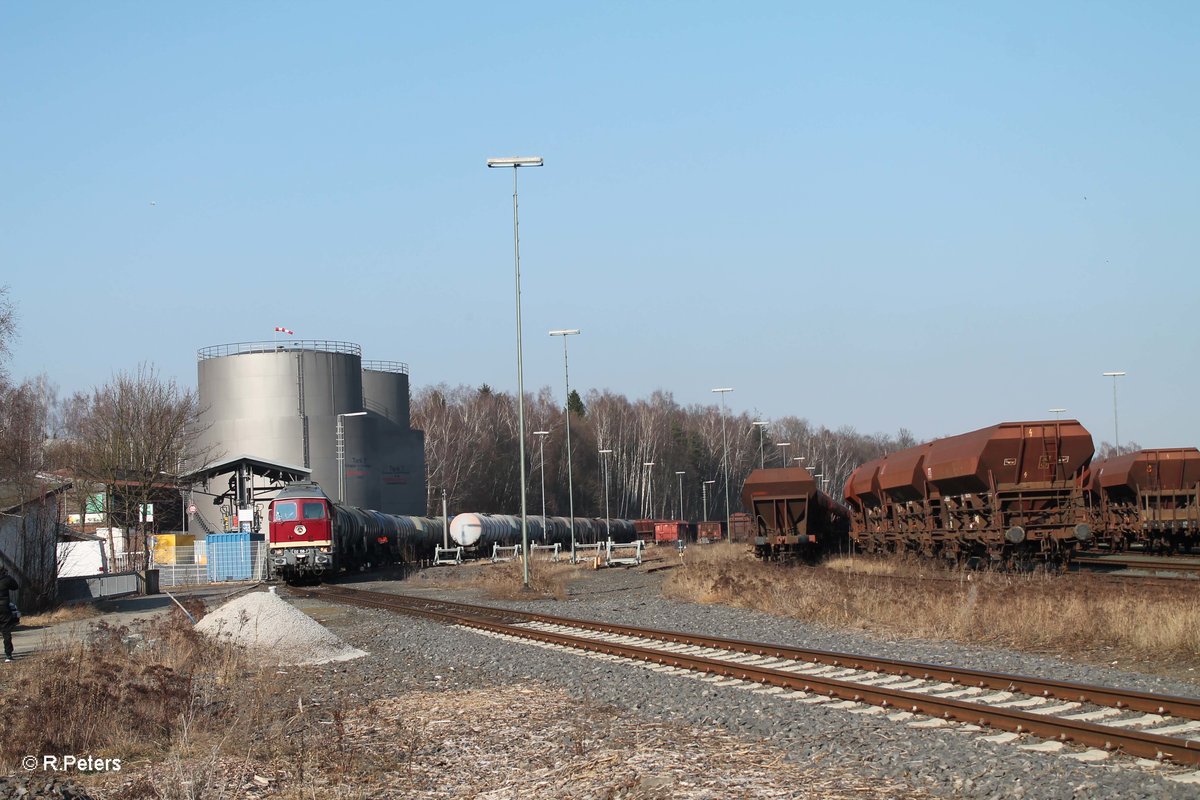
[150,542,269,587]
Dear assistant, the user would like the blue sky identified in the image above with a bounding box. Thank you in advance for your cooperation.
[2,2,1196,448]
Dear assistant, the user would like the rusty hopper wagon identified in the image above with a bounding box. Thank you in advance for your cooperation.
[843,420,1095,564]
[1087,448,1200,553]
[741,467,850,561]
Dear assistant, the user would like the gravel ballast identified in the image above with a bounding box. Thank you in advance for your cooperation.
[283,564,1200,800]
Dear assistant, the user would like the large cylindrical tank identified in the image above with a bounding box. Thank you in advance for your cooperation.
[195,341,427,533]
[362,361,411,428]
[197,341,364,472]
[449,514,588,548]
[450,513,521,548]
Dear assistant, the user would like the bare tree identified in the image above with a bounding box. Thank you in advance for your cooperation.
[64,364,215,564]
[0,375,59,607]
[0,286,15,384]
[1094,441,1143,461]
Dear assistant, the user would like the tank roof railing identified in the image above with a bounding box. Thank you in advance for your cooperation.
[197,340,363,360]
[362,360,409,375]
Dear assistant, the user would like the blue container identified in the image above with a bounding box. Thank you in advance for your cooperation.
[205,533,265,582]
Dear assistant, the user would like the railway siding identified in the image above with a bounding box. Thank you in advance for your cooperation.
[286,565,1200,799]
[306,587,1200,768]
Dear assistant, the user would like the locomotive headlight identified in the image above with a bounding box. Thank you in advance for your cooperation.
[319,546,331,553]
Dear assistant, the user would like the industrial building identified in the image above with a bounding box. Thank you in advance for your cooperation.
[192,340,426,534]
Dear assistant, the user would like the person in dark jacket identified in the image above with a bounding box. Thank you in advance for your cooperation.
[0,565,18,661]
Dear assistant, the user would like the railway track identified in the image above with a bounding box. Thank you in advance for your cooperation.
[1072,555,1200,575]
[299,585,1200,770]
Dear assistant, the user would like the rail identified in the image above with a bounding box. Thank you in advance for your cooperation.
[1073,555,1200,575]
[300,586,1200,766]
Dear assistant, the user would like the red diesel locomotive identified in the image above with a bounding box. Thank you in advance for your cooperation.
[267,482,444,581]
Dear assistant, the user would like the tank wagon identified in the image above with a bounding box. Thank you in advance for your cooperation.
[267,483,443,581]
[447,513,637,553]
[742,467,851,561]
[1086,448,1200,553]
[843,420,1094,564]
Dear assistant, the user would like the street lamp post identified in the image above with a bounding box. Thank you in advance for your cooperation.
[793,456,805,470]
[675,470,687,551]
[1049,408,1066,420]
[533,430,550,536]
[643,462,656,518]
[675,471,686,520]
[712,387,734,542]
[702,480,716,521]
[1102,371,1127,449]
[752,421,768,468]
[488,155,544,588]
[777,441,791,467]
[550,328,581,563]
[336,411,367,503]
[599,449,613,541]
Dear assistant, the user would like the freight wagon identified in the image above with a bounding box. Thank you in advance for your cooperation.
[843,420,1094,564]
[654,521,688,546]
[742,467,851,561]
[1087,448,1200,553]
[728,513,753,542]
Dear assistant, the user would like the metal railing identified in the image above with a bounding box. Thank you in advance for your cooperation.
[362,360,409,375]
[197,340,363,360]
[109,553,148,573]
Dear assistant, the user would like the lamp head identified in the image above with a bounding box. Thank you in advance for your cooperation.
[487,156,544,168]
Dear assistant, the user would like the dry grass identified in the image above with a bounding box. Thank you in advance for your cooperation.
[412,557,581,601]
[21,601,103,626]
[0,602,329,798]
[666,544,1200,673]
[1,586,932,799]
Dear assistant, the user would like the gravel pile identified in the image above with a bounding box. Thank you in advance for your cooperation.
[290,565,1200,800]
[196,589,366,666]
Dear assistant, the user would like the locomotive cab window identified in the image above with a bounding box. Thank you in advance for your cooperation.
[302,501,326,520]
[274,502,298,522]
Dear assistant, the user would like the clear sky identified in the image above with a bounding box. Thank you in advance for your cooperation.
[2,2,1196,448]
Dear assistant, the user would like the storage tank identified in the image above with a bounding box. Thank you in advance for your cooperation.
[449,513,522,548]
[194,340,427,531]
[362,361,411,428]
[197,340,365,472]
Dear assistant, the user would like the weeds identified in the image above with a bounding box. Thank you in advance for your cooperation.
[0,601,321,797]
[21,602,102,627]
[415,557,577,600]
[665,544,1200,670]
